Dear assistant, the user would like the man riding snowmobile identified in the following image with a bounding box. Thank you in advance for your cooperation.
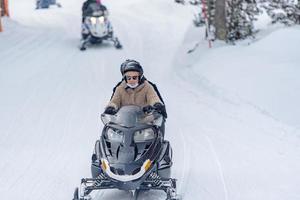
[106,59,167,136]
[72,60,179,200]
[82,0,108,22]
[80,0,122,50]
[104,59,167,118]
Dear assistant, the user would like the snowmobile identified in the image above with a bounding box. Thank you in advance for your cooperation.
[174,0,185,4]
[189,0,201,5]
[80,6,122,51]
[73,105,180,200]
[36,0,61,9]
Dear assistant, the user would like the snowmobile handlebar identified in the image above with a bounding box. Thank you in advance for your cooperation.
[143,103,167,118]
[101,105,164,127]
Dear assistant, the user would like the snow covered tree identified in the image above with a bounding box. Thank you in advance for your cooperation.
[226,0,260,42]
[260,0,300,25]
[204,0,260,42]
[189,0,260,42]
[182,0,299,43]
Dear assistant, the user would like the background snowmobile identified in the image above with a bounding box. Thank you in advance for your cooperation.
[73,105,180,200]
[80,4,122,51]
[174,0,185,4]
[36,0,62,9]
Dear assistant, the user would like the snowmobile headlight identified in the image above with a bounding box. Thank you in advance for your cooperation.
[134,128,155,143]
[106,128,124,143]
[98,16,105,23]
[101,160,108,171]
[90,17,97,25]
[144,159,152,171]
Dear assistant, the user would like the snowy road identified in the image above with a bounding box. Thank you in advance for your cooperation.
[1,0,300,200]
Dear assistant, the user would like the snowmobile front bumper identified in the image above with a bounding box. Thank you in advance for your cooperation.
[79,34,122,50]
[74,172,179,200]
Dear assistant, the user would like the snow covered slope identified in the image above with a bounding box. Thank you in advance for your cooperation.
[0,0,299,200]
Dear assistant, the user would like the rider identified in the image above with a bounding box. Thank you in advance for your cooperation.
[104,59,167,118]
[82,0,108,22]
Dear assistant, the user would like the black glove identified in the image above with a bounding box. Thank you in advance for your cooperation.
[142,105,154,114]
[153,103,167,118]
[104,106,117,115]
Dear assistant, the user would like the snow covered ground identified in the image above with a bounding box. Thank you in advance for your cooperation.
[0,0,300,200]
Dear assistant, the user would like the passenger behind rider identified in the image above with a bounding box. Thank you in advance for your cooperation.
[104,59,167,118]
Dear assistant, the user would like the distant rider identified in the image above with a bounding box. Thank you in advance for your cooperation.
[82,0,108,22]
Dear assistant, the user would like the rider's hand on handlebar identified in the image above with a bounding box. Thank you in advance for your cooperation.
[104,106,117,115]
[153,103,167,118]
[142,105,153,114]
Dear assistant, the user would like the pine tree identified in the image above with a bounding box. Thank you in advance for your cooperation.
[226,0,260,42]
[261,0,300,25]
[185,0,299,43]
[192,0,260,42]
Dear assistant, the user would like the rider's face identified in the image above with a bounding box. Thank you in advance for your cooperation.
[125,71,140,85]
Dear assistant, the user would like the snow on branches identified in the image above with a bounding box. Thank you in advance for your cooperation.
[174,0,300,42]
[226,0,260,42]
[260,0,300,25]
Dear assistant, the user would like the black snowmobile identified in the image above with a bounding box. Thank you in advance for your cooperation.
[73,105,179,200]
[80,3,122,51]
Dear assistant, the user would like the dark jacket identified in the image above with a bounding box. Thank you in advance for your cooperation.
[82,0,108,17]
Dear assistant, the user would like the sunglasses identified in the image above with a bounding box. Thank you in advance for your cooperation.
[126,75,139,80]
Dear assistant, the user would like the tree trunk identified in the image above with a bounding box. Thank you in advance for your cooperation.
[0,0,9,32]
[214,0,227,40]
[0,0,3,16]
[1,0,9,16]
[0,15,3,32]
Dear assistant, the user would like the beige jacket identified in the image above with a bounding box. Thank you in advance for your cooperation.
[107,80,162,109]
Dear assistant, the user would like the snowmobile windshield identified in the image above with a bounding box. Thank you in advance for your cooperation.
[91,4,106,16]
[101,105,163,128]
[91,10,105,17]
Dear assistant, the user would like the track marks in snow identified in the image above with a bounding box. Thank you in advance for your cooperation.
[174,128,192,199]
[205,136,229,200]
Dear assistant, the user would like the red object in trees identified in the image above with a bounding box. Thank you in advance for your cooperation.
[0,0,9,32]
[4,0,9,16]
[0,16,3,32]
[1,0,9,17]
[201,0,212,48]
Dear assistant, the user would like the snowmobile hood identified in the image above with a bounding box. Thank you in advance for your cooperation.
[99,105,165,176]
